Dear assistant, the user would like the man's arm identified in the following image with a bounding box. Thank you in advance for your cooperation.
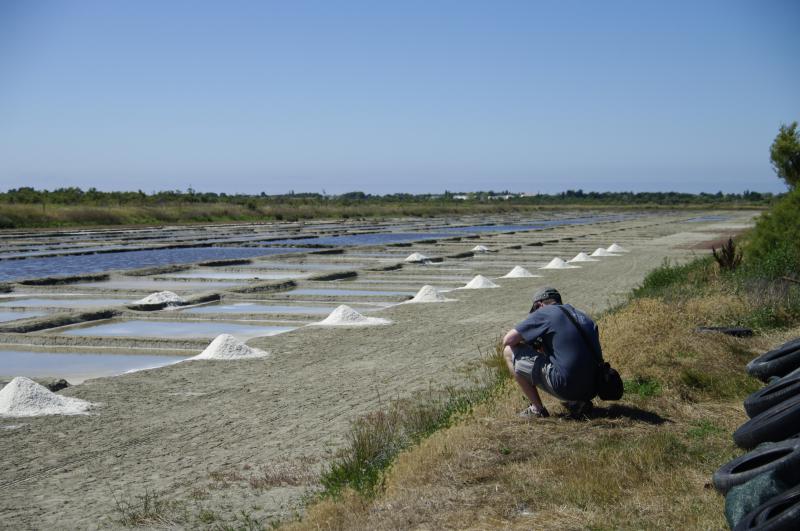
[502,328,523,348]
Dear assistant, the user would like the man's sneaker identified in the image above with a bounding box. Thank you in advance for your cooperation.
[518,404,550,419]
[561,400,594,417]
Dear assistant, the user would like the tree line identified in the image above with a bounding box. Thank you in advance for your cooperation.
[0,187,777,207]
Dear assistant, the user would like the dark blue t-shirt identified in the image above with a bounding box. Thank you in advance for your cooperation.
[514,303,600,401]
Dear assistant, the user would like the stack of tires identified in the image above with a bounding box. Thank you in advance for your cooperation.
[713,337,800,529]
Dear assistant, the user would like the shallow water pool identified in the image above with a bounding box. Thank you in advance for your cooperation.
[160,270,310,280]
[0,350,187,384]
[0,298,129,308]
[60,319,296,340]
[290,288,415,297]
[237,262,368,270]
[0,310,47,322]
[74,279,244,291]
[183,302,375,315]
[0,246,310,283]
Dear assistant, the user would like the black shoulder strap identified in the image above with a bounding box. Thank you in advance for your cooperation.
[556,305,603,363]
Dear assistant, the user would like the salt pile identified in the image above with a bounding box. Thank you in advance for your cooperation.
[0,377,93,417]
[460,275,499,289]
[405,285,455,303]
[471,245,490,253]
[590,248,620,257]
[568,252,599,263]
[540,257,580,270]
[190,334,269,360]
[133,291,186,305]
[405,252,430,263]
[314,305,391,326]
[607,243,629,253]
[502,266,539,278]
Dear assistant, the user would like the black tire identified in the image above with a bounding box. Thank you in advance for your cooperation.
[696,326,754,337]
[733,483,800,531]
[734,394,800,449]
[747,339,800,382]
[745,374,800,418]
[713,440,800,494]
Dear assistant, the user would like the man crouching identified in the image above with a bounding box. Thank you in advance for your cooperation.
[503,287,600,418]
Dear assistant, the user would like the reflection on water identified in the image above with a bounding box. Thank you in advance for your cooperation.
[265,232,452,247]
[74,279,243,291]
[0,247,310,283]
[236,262,368,270]
[184,302,376,315]
[0,310,47,322]
[0,350,186,384]
[291,288,415,296]
[0,298,129,308]
[61,319,296,340]
[160,270,310,280]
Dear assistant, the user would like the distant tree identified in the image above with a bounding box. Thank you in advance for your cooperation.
[770,121,800,189]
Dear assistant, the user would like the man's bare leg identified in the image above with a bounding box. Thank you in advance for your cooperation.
[504,346,545,411]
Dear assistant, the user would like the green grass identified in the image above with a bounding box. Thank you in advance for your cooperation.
[319,346,509,499]
[687,420,725,439]
[632,257,714,300]
[623,377,662,397]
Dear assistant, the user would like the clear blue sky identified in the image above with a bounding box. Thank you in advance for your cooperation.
[1,1,797,195]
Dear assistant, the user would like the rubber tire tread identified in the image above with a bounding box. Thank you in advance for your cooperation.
[745,374,800,418]
[733,482,800,531]
[713,440,800,494]
[734,393,800,450]
[748,339,800,382]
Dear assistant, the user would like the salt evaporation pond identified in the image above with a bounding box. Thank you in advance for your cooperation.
[236,262,368,270]
[0,350,186,384]
[0,311,47,322]
[0,298,129,308]
[61,320,296,340]
[184,303,376,315]
[0,247,311,283]
[290,288,415,297]
[159,270,310,280]
[429,214,634,234]
[264,232,452,247]
[73,279,243,291]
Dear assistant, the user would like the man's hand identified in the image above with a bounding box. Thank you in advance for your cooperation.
[502,329,522,348]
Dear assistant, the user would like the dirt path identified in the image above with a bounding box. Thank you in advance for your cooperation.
[0,211,758,528]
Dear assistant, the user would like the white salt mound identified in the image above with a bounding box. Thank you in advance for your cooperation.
[0,377,93,417]
[406,285,454,303]
[461,275,499,289]
[502,266,538,278]
[540,257,580,270]
[568,252,599,263]
[607,243,629,253]
[405,252,430,263]
[316,305,391,326]
[590,248,620,257]
[471,245,490,253]
[134,291,186,305]
[190,334,269,360]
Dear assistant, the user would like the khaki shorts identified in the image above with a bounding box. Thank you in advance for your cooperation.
[511,343,565,400]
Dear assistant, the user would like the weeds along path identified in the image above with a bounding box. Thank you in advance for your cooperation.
[0,212,758,528]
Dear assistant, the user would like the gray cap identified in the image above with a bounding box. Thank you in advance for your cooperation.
[529,287,562,312]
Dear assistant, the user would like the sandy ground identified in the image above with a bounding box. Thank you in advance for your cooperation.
[0,210,759,528]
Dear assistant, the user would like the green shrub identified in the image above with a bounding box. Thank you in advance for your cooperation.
[745,188,800,275]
